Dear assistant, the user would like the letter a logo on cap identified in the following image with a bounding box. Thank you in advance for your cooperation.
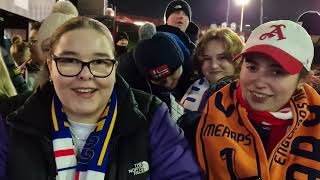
[259,24,287,41]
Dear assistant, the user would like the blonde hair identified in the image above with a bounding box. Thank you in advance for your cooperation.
[10,35,31,65]
[193,28,245,77]
[48,16,114,55]
[0,49,17,97]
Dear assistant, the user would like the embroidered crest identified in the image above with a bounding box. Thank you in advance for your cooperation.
[259,24,287,41]
[174,5,183,9]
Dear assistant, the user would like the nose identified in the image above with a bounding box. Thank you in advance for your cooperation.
[210,59,220,69]
[78,65,93,80]
[251,71,268,89]
[164,78,178,89]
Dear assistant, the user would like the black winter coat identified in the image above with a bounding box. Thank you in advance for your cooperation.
[7,75,162,180]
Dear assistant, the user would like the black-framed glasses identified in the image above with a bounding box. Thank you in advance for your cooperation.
[51,54,117,78]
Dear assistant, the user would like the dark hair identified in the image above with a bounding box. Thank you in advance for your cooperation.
[30,21,42,31]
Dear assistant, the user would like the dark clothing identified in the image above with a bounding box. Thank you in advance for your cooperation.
[117,50,151,93]
[7,74,202,180]
[313,45,320,67]
[117,50,180,106]
[1,47,29,94]
[0,115,8,180]
[157,25,195,98]
[115,45,128,58]
[0,91,32,118]
[185,21,200,44]
[156,25,195,52]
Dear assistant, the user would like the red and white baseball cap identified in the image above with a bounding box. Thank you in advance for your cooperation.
[234,20,314,74]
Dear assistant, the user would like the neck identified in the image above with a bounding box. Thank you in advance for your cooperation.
[64,106,108,124]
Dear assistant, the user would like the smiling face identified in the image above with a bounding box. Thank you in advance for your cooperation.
[166,10,190,32]
[47,28,116,123]
[201,40,235,84]
[239,53,302,112]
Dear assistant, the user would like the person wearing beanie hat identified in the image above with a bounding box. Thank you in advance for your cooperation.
[37,0,78,66]
[114,31,129,57]
[297,11,320,72]
[33,0,78,88]
[118,32,187,107]
[164,0,191,32]
[134,32,185,84]
[297,11,320,41]
[195,20,320,179]
[185,21,200,44]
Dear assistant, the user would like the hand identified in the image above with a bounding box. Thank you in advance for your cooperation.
[17,59,32,74]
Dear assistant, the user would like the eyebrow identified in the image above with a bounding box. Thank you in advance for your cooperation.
[245,57,283,68]
[57,51,78,56]
[57,51,113,58]
[270,63,283,69]
[202,52,228,58]
[93,52,113,58]
[244,58,257,65]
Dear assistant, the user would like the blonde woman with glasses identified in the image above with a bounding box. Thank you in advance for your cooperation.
[7,17,202,180]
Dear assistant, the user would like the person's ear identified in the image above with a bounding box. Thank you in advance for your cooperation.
[46,57,52,74]
[297,70,313,89]
[114,61,118,69]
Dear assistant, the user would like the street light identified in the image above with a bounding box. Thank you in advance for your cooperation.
[226,0,230,24]
[235,0,250,32]
[260,0,263,24]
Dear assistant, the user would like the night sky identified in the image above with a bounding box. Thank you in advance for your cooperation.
[115,0,320,29]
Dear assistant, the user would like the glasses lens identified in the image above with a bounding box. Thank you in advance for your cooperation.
[90,59,114,77]
[56,58,82,76]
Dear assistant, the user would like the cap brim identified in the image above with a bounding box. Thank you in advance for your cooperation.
[233,45,303,74]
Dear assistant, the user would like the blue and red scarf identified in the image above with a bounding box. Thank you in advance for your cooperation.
[51,90,117,180]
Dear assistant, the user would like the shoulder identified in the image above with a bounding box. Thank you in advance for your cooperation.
[132,88,163,117]
[6,82,53,132]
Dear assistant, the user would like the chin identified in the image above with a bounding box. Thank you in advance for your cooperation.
[249,104,274,112]
[71,105,97,114]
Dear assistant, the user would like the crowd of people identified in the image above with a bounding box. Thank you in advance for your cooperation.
[1,0,320,179]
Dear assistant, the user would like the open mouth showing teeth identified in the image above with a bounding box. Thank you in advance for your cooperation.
[74,88,96,93]
[252,92,270,98]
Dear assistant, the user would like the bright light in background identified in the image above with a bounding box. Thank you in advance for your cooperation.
[235,0,250,6]
[235,0,250,32]
[105,8,115,17]
[133,21,149,26]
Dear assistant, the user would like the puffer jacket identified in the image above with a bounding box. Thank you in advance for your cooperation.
[7,74,202,180]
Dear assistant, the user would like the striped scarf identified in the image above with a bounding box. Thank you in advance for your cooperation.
[51,90,117,180]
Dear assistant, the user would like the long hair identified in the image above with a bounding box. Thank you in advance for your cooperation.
[0,49,17,97]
